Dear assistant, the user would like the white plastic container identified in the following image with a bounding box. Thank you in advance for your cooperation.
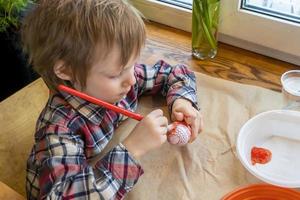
[237,110,300,188]
[281,70,300,110]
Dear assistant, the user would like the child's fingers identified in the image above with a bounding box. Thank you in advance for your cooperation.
[184,110,203,142]
[157,116,168,127]
[171,102,203,143]
[159,127,168,136]
[149,109,163,117]
[172,111,184,121]
[186,116,199,142]
[198,113,204,133]
[172,104,195,121]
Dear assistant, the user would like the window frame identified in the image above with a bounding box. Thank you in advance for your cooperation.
[130,0,300,66]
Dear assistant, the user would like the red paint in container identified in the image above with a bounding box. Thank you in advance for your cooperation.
[251,146,272,165]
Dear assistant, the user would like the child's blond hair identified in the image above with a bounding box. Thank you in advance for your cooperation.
[22,0,146,91]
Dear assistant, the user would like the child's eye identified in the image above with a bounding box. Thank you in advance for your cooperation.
[108,76,119,79]
[108,74,120,79]
[108,71,123,79]
[107,68,125,79]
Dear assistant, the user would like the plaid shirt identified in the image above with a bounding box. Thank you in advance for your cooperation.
[26,60,199,200]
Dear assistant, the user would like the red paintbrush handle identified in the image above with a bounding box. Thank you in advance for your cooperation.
[58,85,144,121]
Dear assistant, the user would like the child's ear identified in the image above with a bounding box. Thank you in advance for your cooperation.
[53,60,72,81]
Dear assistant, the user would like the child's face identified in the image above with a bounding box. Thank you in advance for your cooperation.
[74,45,137,104]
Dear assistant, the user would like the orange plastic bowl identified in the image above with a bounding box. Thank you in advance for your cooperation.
[222,184,300,200]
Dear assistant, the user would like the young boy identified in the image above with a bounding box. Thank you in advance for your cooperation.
[22,0,203,199]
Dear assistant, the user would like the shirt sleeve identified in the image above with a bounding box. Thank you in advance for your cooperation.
[134,60,200,111]
[31,125,143,200]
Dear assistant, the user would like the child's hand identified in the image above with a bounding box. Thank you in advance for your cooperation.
[171,98,203,143]
[123,109,168,159]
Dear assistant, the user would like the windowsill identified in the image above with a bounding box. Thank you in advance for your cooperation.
[142,21,299,92]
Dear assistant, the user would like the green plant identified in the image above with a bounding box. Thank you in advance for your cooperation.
[192,0,220,59]
[0,0,33,32]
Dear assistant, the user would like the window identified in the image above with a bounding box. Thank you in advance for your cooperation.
[130,0,192,32]
[156,0,192,9]
[131,0,300,65]
[242,0,300,24]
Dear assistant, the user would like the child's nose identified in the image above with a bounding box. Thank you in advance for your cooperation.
[123,71,136,87]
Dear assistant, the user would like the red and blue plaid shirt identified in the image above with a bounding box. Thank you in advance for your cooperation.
[26,60,199,200]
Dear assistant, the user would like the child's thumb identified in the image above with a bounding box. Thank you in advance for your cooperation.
[172,111,184,121]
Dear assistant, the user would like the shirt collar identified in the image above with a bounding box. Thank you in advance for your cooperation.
[57,90,107,126]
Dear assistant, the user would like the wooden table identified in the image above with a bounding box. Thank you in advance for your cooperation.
[0,181,25,200]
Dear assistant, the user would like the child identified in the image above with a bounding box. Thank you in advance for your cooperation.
[22,0,203,199]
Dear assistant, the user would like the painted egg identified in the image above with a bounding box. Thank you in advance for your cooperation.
[167,121,191,145]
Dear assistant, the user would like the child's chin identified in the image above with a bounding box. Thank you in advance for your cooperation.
[106,94,126,104]
[109,97,123,104]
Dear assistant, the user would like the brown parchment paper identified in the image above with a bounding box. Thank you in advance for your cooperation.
[99,72,285,200]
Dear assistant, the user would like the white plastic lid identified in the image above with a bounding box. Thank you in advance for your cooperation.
[281,70,300,97]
